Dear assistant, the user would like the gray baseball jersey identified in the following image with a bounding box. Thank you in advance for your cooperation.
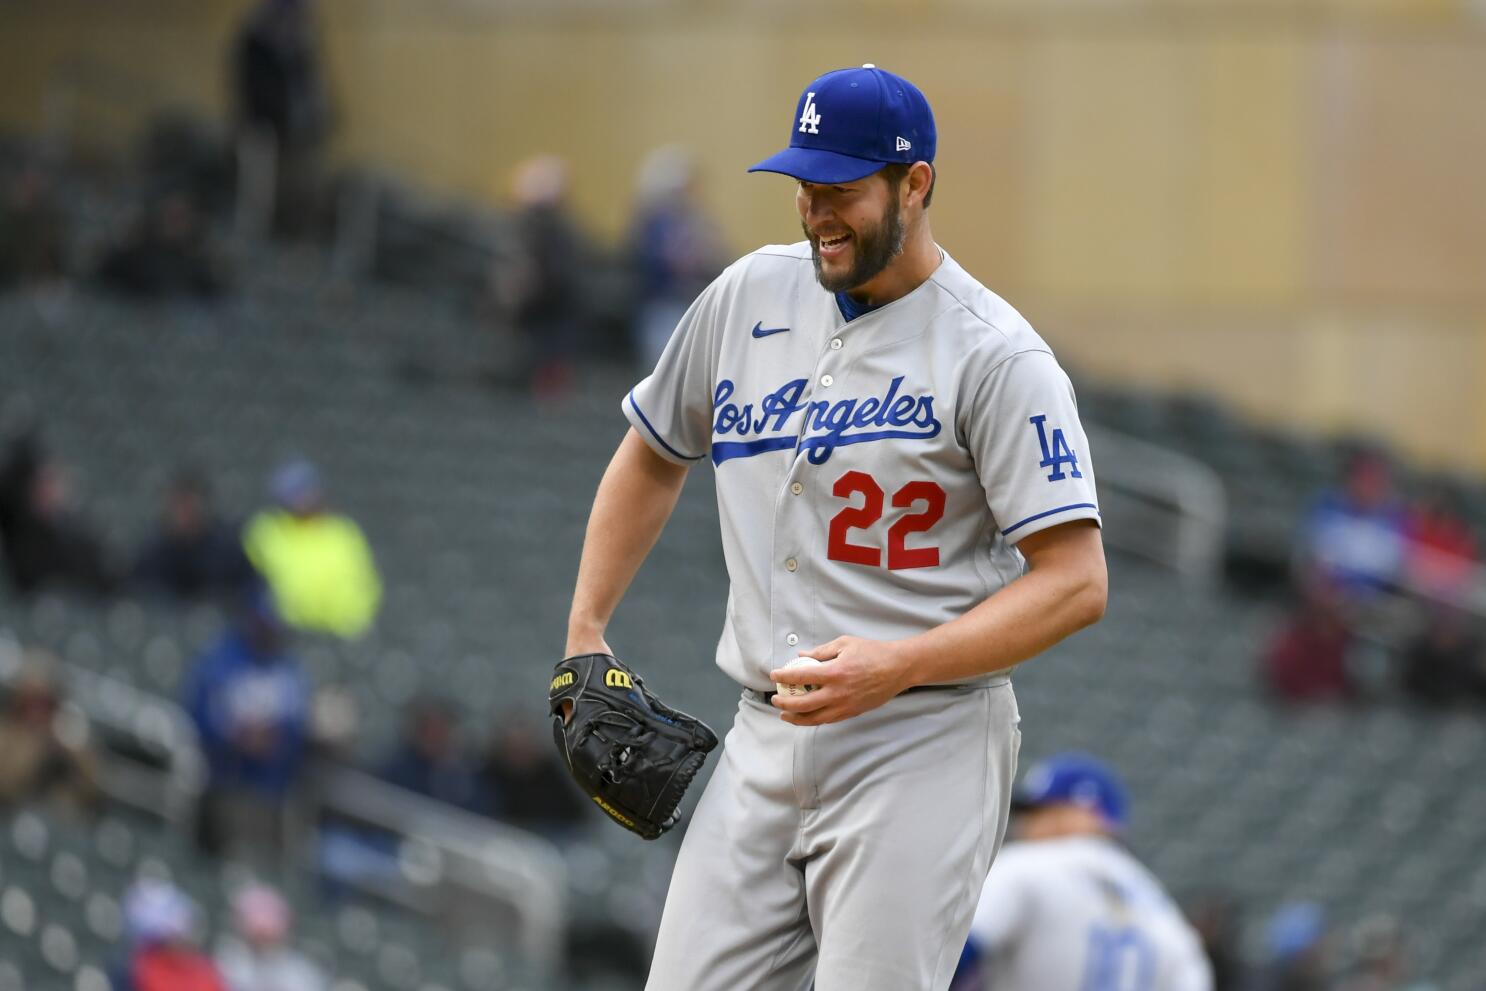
[624,241,1099,990]
[624,241,1101,692]
[967,836,1214,991]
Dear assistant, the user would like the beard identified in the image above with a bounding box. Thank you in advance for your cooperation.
[803,185,907,294]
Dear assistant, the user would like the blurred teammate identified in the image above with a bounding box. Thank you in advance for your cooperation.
[954,755,1212,991]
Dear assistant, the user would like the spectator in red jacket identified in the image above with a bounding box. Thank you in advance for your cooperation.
[1263,581,1354,704]
[114,880,226,991]
[1403,489,1477,604]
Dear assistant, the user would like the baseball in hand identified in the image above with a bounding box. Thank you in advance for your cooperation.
[775,657,825,697]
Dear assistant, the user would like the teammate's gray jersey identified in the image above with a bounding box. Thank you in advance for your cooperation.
[967,836,1213,991]
[624,242,1100,690]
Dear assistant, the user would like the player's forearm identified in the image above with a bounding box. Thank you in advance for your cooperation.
[896,522,1107,685]
[566,428,689,655]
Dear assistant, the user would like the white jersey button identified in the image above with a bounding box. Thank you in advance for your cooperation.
[785,558,798,572]
[830,338,843,350]
[790,482,804,495]
[820,374,834,387]
[786,633,799,646]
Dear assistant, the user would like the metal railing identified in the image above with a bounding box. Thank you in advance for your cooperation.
[309,767,569,975]
[1085,424,1229,584]
[0,628,205,824]
[0,624,568,979]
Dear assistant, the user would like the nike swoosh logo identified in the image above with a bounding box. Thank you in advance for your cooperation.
[752,322,790,338]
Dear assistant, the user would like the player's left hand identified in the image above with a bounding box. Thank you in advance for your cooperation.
[769,636,911,725]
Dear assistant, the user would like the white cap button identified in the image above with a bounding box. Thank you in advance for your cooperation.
[863,63,876,68]
[786,633,799,647]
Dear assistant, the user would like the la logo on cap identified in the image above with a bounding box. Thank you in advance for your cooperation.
[798,92,822,135]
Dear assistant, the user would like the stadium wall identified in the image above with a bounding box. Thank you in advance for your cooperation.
[1,0,1482,469]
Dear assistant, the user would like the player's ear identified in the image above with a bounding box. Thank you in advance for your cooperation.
[905,161,935,211]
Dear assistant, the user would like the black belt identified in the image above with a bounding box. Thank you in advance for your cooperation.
[745,682,966,706]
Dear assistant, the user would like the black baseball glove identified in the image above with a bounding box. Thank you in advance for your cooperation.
[549,653,719,840]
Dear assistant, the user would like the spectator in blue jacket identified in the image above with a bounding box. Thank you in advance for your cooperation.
[184,594,309,856]
[627,145,726,369]
[1299,451,1407,605]
[132,471,257,603]
[377,698,481,811]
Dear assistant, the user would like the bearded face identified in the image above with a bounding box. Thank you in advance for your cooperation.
[799,177,907,295]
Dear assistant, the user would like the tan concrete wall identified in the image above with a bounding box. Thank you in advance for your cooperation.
[1,0,1481,468]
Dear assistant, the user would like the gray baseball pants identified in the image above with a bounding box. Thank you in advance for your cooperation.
[646,679,1020,991]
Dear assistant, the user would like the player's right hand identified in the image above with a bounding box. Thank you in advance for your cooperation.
[769,635,912,726]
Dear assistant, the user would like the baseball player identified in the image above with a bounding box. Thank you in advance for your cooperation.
[954,755,1214,991]
[563,64,1107,990]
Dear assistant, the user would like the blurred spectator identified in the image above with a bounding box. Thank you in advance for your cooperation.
[494,154,585,401]
[481,713,588,831]
[1335,915,1439,991]
[627,144,726,368]
[1403,489,1477,603]
[232,0,332,238]
[97,191,229,299]
[379,698,481,810]
[1184,893,1247,991]
[1401,606,1486,707]
[214,884,325,991]
[242,459,381,639]
[0,435,118,597]
[1299,452,1407,604]
[132,471,257,602]
[306,682,360,771]
[0,651,100,817]
[114,880,226,991]
[1252,901,1333,991]
[1262,581,1355,704]
[184,595,310,856]
[0,161,66,288]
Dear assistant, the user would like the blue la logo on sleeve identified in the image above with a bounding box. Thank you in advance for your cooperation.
[1029,414,1083,481]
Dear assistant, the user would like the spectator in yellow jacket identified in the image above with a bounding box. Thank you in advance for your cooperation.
[242,460,380,638]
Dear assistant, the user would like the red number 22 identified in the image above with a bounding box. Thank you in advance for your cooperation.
[827,471,946,570]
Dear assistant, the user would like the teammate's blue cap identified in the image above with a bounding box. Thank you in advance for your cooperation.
[1011,753,1129,830]
[747,64,936,184]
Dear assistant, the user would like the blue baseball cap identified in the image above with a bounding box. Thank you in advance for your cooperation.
[748,64,936,184]
[1012,753,1129,830]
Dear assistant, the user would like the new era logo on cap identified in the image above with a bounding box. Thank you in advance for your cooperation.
[748,63,937,185]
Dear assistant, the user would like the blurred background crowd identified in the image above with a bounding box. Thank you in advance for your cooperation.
[2,0,1484,990]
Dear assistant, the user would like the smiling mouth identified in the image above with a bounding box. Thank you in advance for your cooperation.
[816,232,852,257]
